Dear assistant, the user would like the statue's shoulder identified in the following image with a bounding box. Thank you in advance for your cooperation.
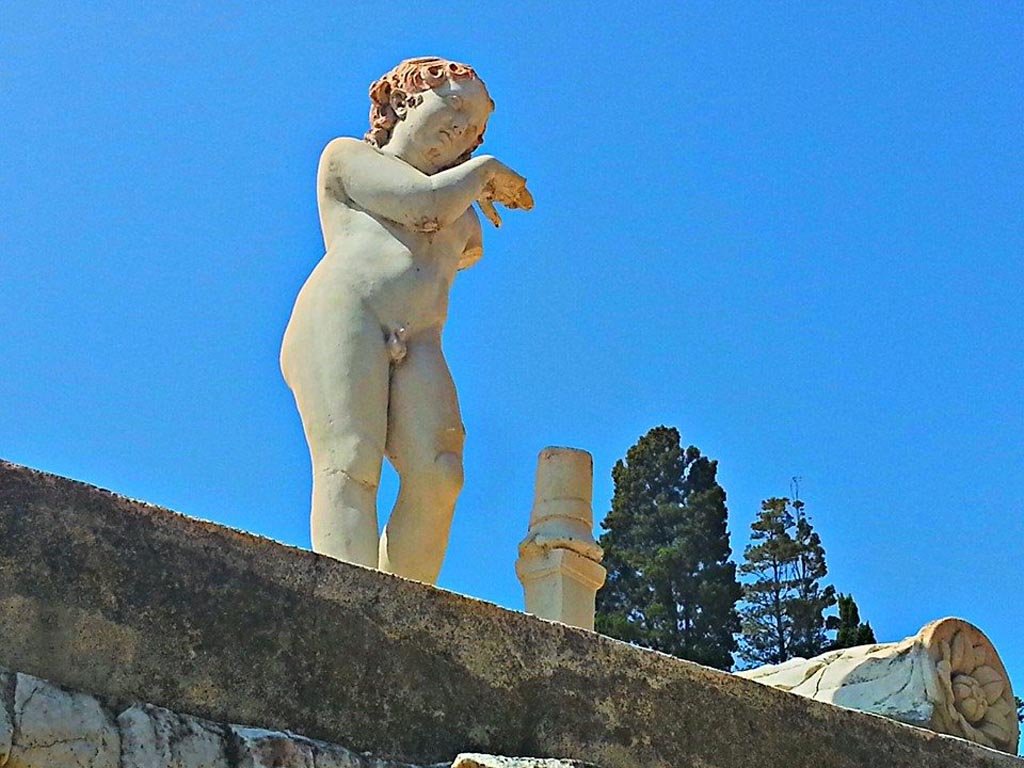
[317,139,373,209]
[317,139,383,205]
[319,137,374,169]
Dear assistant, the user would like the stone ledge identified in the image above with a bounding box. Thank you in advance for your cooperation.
[0,459,1019,767]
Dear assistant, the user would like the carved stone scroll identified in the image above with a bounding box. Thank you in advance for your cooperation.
[737,618,1019,754]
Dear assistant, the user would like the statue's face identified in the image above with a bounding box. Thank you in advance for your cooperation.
[387,77,492,173]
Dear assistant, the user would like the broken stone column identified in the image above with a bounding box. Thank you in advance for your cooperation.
[516,447,606,630]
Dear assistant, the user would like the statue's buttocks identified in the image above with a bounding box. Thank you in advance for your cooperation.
[281,58,532,585]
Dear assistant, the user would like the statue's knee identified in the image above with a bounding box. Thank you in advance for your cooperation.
[402,451,463,501]
[433,450,464,498]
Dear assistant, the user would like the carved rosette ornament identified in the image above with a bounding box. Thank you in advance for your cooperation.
[737,618,1018,754]
[922,619,1018,751]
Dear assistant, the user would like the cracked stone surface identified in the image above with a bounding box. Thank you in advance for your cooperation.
[231,727,316,768]
[0,664,597,768]
[9,672,118,768]
[453,755,600,768]
[737,619,1019,754]
[118,702,227,768]
[304,738,367,768]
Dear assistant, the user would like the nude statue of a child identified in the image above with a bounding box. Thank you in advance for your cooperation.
[281,57,532,584]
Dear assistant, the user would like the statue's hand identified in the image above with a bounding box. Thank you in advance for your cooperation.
[477,160,534,228]
[477,198,503,228]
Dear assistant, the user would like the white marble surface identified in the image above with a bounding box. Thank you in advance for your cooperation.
[11,672,120,768]
[516,448,606,630]
[118,704,227,768]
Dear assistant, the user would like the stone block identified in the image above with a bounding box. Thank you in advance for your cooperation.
[311,737,421,768]
[118,702,227,767]
[230,726,315,768]
[8,672,118,768]
[307,739,368,768]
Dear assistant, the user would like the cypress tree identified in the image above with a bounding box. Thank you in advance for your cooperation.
[830,593,876,650]
[595,426,742,670]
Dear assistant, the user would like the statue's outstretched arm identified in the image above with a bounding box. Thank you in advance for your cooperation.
[321,138,512,233]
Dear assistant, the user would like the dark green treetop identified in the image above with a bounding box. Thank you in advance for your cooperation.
[738,497,837,666]
[829,593,876,650]
[595,426,742,670]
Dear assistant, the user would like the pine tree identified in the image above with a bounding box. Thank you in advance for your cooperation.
[830,593,876,650]
[595,426,742,670]
[738,497,837,666]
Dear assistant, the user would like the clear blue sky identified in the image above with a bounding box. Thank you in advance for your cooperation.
[2,0,1021,697]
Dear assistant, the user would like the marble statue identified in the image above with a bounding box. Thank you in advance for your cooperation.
[281,57,533,583]
[737,618,1019,754]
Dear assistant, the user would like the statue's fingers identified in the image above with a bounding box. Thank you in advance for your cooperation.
[516,186,535,211]
[478,198,502,228]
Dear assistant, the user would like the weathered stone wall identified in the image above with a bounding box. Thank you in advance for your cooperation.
[0,460,1019,767]
[0,666,584,767]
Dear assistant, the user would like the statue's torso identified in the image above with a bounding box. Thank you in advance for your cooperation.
[293,194,476,338]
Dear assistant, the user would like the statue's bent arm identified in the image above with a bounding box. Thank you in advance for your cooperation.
[321,138,496,233]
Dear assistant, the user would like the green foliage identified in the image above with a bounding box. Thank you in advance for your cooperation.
[1016,696,1023,724]
[738,497,837,666]
[829,593,876,650]
[595,426,743,670]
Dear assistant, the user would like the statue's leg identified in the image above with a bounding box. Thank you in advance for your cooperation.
[283,304,389,568]
[380,330,465,584]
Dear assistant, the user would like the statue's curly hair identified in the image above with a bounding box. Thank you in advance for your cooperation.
[364,57,493,167]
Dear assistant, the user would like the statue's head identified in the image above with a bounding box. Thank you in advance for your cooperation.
[365,57,494,172]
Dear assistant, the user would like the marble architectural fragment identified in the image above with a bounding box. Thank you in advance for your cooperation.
[10,672,120,768]
[737,618,1019,754]
[0,664,593,768]
[231,727,316,768]
[118,703,228,768]
[281,57,533,584]
[516,448,606,630]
